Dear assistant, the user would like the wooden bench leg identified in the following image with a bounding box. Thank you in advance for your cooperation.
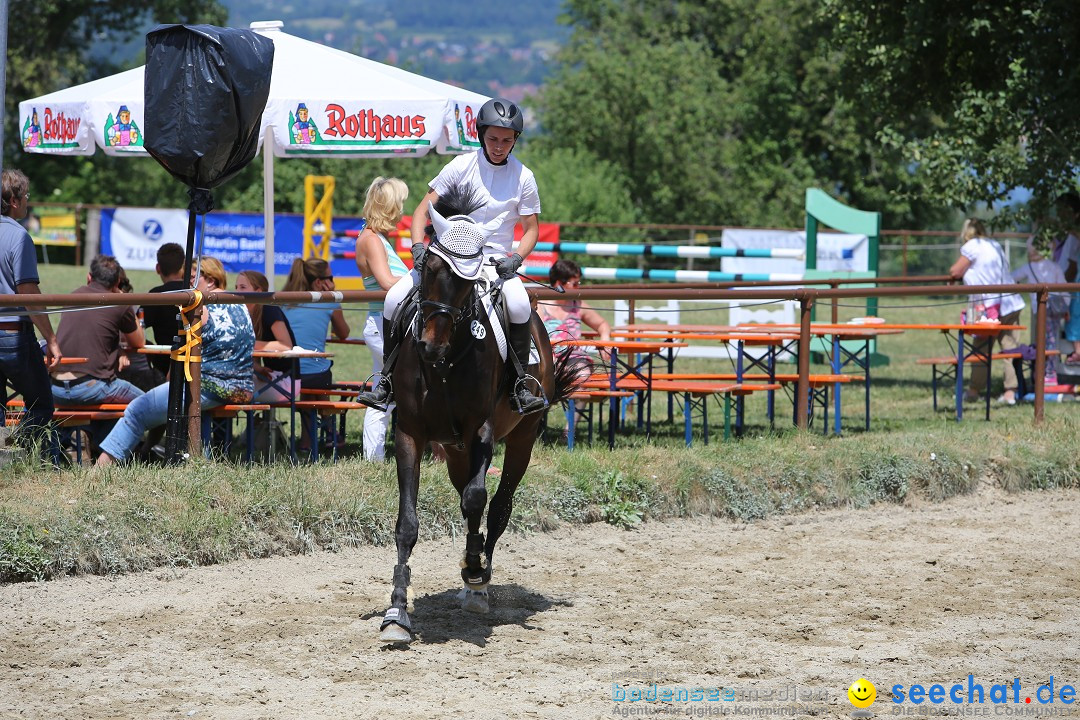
[245,410,256,463]
[682,393,692,447]
[565,400,576,451]
[723,393,732,441]
[702,394,709,445]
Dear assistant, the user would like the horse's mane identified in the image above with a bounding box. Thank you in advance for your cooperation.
[426,185,486,240]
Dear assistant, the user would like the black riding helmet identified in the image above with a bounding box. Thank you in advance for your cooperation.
[477,97,524,139]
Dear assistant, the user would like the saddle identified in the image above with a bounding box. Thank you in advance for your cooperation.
[389,267,538,367]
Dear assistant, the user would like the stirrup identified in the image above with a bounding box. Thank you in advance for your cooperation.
[358,373,393,412]
[511,374,548,415]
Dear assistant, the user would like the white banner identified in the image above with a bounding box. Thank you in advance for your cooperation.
[720,229,868,276]
[102,208,189,270]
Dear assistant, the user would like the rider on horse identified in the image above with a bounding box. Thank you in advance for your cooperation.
[358,97,547,416]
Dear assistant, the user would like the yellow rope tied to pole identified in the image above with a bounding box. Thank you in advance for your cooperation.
[171,290,203,382]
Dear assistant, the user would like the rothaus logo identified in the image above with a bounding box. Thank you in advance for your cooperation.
[322,104,426,143]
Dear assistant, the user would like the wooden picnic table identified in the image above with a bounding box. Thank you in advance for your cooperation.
[739,321,1023,422]
[555,339,686,448]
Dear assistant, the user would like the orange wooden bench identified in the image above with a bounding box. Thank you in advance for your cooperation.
[649,381,782,444]
[300,388,361,398]
[917,349,1060,411]
[564,390,637,450]
[203,403,273,462]
[268,400,366,461]
[53,410,126,463]
[330,380,374,392]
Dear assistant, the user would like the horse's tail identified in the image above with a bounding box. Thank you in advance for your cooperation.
[549,346,593,405]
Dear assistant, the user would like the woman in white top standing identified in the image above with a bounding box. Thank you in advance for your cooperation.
[355,176,410,460]
[359,97,546,415]
[949,218,1026,405]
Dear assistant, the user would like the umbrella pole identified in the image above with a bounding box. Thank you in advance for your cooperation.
[163,207,203,462]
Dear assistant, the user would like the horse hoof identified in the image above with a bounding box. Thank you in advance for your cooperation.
[460,585,490,614]
[379,623,413,645]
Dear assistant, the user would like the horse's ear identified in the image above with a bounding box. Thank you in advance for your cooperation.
[429,201,451,239]
[477,213,506,239]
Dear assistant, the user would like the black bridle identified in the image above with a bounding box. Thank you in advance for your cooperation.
[416,240,484,337]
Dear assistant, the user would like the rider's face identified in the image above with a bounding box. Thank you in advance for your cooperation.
[483,127,517,163]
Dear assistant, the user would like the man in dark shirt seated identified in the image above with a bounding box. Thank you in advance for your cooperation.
[141,242,186,376]
[52,255,146,453]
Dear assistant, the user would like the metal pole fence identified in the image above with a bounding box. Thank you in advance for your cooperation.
[2,276,1071,430]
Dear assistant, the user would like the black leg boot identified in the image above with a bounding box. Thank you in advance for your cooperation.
[358,316,399,412]
[508,322,547,415]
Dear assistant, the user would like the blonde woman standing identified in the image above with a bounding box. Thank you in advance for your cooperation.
[354,177,409,460]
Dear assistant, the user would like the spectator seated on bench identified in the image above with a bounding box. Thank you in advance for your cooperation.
[96,257,255,466]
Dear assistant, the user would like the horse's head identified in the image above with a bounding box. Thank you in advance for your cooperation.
[416,204,488,363]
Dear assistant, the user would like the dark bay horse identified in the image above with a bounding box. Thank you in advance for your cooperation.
[379,191,586,644]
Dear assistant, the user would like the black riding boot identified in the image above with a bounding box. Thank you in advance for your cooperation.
[508,322,547,415]
[358,316,399,412]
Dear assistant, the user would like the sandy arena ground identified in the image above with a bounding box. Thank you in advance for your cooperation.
[1,483,1077,720]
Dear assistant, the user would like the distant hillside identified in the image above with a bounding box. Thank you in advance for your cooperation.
[221,0,568,96]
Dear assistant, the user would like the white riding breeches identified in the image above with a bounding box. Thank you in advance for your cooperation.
[383,265,533,326]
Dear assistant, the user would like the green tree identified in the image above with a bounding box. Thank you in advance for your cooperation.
[820,0,1080,223]
[516,146,637,226]
[538,0,950,229]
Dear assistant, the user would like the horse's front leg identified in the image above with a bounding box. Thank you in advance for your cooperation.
[379,429,424,644]
[448,423,494,613]
[485,418,537,574]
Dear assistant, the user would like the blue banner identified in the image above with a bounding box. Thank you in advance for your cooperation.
[101,208,366,276]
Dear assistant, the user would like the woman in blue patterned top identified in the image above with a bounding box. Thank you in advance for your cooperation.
[96,257,254,465]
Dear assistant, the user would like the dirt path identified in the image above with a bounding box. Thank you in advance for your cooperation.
[1,484,1077,720]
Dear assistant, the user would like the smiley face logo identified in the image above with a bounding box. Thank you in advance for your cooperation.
[848,678,876,709]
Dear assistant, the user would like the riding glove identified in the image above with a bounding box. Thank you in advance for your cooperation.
[494,253,524,280]
[411,242,427,270]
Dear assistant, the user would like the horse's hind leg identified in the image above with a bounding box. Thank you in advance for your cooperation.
[485,418,540,572]
[380,430,423,644]
[447,426,495,613]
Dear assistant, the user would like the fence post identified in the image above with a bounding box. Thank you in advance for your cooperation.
[1034,289,1048,424]
[796,293,813,430]
[687,228,696,272]
[830,281,839,324]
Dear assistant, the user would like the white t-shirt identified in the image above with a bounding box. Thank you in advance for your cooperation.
[960,236,1026,317]
[430,150,541,254]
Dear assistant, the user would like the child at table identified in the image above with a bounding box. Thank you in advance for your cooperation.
[282,258,350,451]
[538,259,611,361]
[236,270,299,403]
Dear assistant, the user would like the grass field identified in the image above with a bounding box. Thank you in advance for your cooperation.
[2,262,1076,583]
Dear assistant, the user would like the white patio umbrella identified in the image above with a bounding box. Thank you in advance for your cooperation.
[18,20,490,286]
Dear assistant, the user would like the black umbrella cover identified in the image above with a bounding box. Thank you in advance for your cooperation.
[144,24,274,196]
